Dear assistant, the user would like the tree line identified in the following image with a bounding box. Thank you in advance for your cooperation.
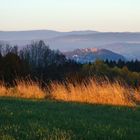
[105,59,140,72]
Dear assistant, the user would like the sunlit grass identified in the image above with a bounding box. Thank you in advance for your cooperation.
[50,79,136,106]
[0,79,140,106]
[0,80,46,99]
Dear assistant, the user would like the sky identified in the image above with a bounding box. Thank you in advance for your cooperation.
[0,0,140,32]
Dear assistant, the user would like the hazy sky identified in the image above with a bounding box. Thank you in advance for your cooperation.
[0,0,140,32]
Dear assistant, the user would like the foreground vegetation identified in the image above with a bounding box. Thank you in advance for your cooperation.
[1,79,140,106]
[0,98,140,140]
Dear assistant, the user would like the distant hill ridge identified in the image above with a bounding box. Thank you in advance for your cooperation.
[0,30,98,40]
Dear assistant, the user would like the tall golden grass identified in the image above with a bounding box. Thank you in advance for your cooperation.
[0,80,46,99]
[50,80,136,106]
[0,79,140,106]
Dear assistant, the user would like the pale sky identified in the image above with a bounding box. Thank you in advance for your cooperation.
[0,0,140,32]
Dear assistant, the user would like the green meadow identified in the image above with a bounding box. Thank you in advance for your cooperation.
[0,98,140,140]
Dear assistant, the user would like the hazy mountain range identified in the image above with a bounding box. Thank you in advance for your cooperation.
[0,30,140,60]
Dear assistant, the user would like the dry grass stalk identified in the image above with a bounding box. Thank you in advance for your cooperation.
[14,80,46,99]
[0,79,138,106]
[50,80,135,106]
[0,80,46,99]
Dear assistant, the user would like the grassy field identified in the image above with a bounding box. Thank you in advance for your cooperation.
[0,98,140,140]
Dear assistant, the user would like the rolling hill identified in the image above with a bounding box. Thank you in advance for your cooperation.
[64,48,125,63]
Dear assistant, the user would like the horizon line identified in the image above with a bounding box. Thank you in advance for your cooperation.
[0,29,140,33]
